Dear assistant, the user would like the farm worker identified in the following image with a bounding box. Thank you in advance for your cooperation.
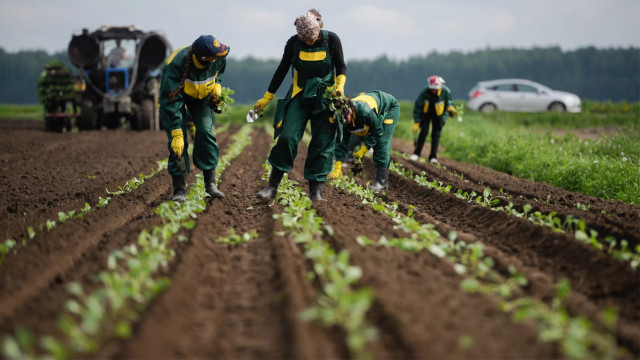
[159,34,230,202]
[253,8,347,201]
[410,75,457,164]
[328,90,400,191]
[106,39,129,68]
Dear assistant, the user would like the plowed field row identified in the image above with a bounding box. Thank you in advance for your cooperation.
[0,124,637,359]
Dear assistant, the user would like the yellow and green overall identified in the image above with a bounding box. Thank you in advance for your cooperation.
[269,30,337,182]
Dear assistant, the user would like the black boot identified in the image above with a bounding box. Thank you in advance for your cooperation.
[308,180,325,201]
[172,175,187,202]
[203,169,225,198]
[368,168,389,191]
[257,168,284,199]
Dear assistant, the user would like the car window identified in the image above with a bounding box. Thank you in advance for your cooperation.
[516,84,538,93]
[494,84,515,91]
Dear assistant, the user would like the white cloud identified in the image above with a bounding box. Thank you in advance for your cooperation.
[349,5,419,37]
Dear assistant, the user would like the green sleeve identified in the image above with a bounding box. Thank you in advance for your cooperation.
[363,111,382,149]
[160,64,185,130]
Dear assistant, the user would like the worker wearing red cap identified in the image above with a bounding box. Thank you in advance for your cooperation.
[160,34,230,201]
[410,75,457,164]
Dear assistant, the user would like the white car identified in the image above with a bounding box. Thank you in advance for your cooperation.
[466,79,581,113]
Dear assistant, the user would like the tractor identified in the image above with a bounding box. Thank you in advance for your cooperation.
[67,25,172,130]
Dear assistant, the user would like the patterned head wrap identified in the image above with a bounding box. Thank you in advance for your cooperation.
[295,11,321,43]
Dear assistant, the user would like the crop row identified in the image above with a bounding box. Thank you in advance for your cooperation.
[1,125,249,359]
[389,156,640,268]
[327,175,621,359]
[0,161,167,267]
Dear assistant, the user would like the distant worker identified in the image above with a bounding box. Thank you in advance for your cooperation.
[410,75,457,164]
[159,35,230,202]
[107,39,129,68]
[329,90,400,191]
[253,9,347,201]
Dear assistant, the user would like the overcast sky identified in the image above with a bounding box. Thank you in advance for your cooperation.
[1,0,638,61]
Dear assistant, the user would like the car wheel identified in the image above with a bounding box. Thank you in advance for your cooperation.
[548,102,566,113]
[480,103,497,112]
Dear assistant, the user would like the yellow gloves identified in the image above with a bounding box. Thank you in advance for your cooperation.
[212,83,222,100]
[328,161,343,180]
[254,91,275,112]
[447,106,458,117]
[353,145,368,159]
[412,123,420,134]
[171,129,184,158]
[334,74,346,96]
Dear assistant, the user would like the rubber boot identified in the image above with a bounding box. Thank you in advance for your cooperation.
[368,167,389,192]
[308,180,325,201]
[172,175,187,202]
[257,168,284,199]
[203,169,225,199]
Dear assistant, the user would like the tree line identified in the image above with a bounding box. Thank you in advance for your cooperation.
[1,45,638,105]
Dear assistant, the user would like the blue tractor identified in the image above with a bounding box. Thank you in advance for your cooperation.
[67,25,172,130]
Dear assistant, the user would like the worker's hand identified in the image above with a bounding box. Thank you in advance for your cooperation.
[334,74,346,96]
[170,129,184,158]
[447,106,458,117]
[254,91,275,112]
[412,123,420,135]
[328,161,343,180]
[212,83,222,100]
[353,145,368,159]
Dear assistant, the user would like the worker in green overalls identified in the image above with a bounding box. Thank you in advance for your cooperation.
[328,91,400,191]
[253,9,347,201]
[411,75,457,164]
[160,35,230,202]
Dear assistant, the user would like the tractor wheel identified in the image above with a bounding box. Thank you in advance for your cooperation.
[52,117,65,133]
[78,100,97,131]
[132,98,154,131]
[104,113,122,129]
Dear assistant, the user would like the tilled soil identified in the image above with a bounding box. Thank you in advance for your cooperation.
[0,121,638,359]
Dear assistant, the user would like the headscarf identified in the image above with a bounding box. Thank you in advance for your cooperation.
[294,11,321,43]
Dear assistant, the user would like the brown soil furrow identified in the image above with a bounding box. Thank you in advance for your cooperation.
[355,156,639,354]
[0,129,168,241]
[0,128,235,343]
[0,172,171,338]
[391,138,640,246]
[115,127,343,359]
[287,143,558,359]
[1,121,637,359]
